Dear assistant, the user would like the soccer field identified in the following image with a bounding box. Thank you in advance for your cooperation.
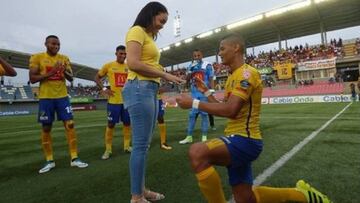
[0,102,359,203]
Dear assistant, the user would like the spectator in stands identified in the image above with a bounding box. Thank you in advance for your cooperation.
[0,56,17,77]
[29,35,88,174]
[95,45,132,159]
[356,38,360,55]
[122,2,184,202]
[350,83,356,101]
[176,34,332,203]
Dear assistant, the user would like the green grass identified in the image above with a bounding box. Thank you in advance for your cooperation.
[0,102,359,203]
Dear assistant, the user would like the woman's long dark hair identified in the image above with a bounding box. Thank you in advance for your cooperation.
[132,1,168,39]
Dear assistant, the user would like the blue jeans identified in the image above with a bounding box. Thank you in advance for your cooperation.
[122,79,159,195]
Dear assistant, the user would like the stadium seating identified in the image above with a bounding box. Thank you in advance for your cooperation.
[0,85,34,100]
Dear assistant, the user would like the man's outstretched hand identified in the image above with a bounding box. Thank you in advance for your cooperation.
[176,94,193,109]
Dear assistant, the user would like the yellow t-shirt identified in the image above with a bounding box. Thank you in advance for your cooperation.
[0,64,5,76]
[224,64,262,139]
[29,52,71,99]
[98,61,128,104]
[125,25,163,83]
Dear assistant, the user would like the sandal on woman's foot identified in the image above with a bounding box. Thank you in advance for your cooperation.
[130,197,151,203]
[144,189,165,201]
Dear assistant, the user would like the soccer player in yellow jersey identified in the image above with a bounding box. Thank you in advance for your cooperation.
[29,35,88,174]
[0,56,17,76]
[95,45,132,159]
[157,90,172,150]
[176,35,332,203]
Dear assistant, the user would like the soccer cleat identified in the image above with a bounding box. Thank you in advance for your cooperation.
[101,151,112,160]
[124,146,132,153]
[70,158,88,168]
[179,136,193,144]
[296,180,332,203]
[39,161,55,174]
[201,135,207,142]
[211,127,217,131]
[161,143,172,150]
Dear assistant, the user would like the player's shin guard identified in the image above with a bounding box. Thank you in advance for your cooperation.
[64,120,78,160]
[41,130,54,161]
[105,126,114,152]
[196,166,227,203]
[123,125,131,150]
[252,186,306,203]
[158,123,166,144]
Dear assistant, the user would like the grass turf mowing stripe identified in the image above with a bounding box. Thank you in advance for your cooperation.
[253,102,352,185]
[228,102,352,203]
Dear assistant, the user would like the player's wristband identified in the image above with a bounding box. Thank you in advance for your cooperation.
[204,89,212,97]
[192,99,200,109]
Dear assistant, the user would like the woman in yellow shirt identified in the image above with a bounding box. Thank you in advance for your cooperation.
[122,2,184,203]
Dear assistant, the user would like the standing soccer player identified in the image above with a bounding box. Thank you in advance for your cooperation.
[176,34,331,203]
[29,35,88,174]
[0,56,17,77]
[179,49,214,144]
[157,90,172,150]
[95,45,132,159]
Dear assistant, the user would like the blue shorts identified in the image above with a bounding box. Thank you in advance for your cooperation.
[220,135,263,186]
[107,103,130,125]
[38,97,73,124]
[158,99,165,118]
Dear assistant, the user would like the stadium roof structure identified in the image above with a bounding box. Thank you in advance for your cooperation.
[159,0,360,67]
[0,48,98,81]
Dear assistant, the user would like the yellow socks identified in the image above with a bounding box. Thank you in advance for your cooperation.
[64,120,78,160]
[41,130,53,161]
[105,126,114,152]
[253,186,307,203]
[158,123,166,144]
[196,166,227,203]
[123,125,131,150]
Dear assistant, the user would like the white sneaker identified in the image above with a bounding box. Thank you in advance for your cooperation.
[70,158,88,168]
[201,135,207,142]
[179,136,193,144]
[39,161,55,174]
[101,151,112,160]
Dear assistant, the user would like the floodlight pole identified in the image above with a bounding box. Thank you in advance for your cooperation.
[278,34,282,50]
[320,22,328,45]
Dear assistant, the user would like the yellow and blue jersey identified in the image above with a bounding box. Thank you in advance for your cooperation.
[223,64,262,140]
[98,61,128,104]
[29,52,71,99]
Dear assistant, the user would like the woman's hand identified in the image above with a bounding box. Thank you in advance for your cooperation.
[163,73,185,84]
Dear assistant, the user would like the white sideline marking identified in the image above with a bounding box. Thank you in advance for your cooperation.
[228,102,352,202]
